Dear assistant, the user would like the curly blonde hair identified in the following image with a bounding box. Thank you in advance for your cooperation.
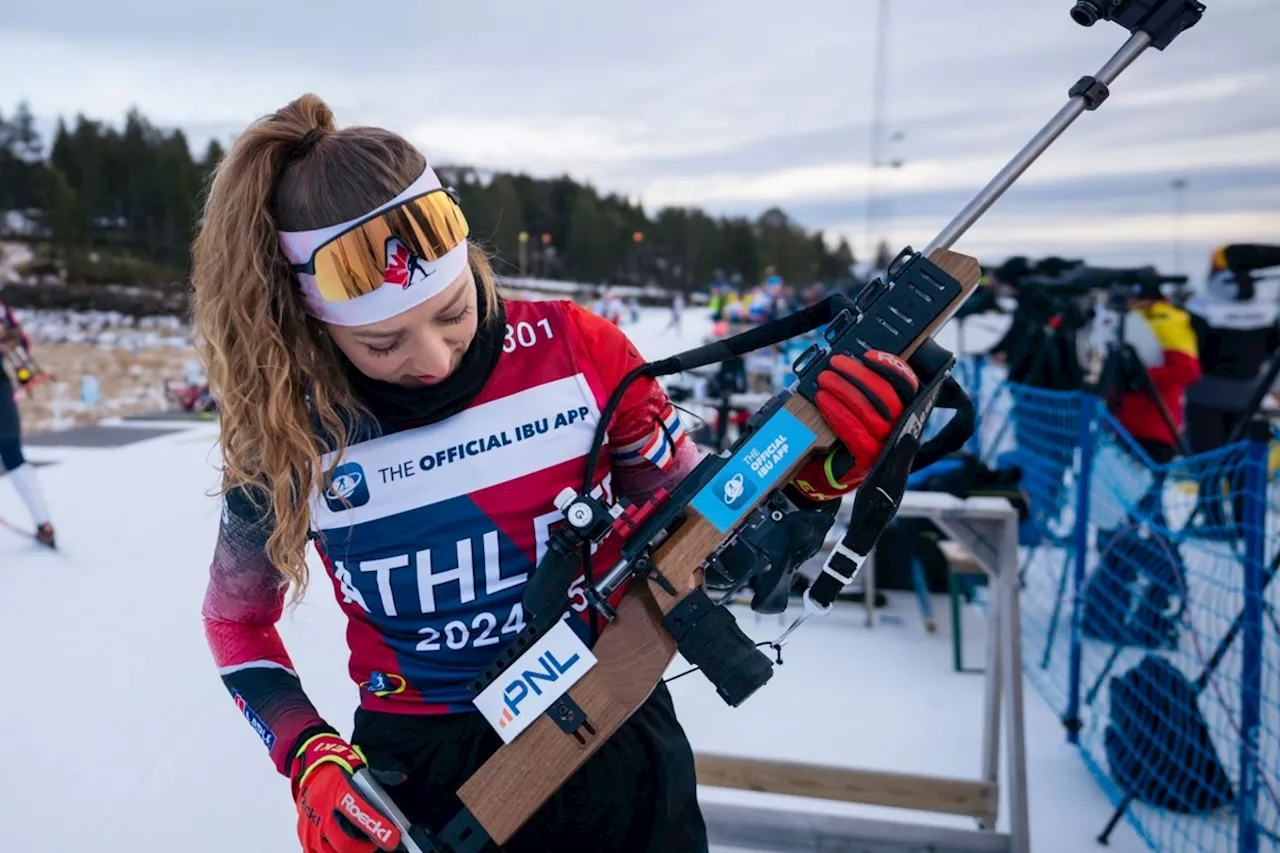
[192,93,499,600]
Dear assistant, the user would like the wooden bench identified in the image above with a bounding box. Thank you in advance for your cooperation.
[695,753,1000,832]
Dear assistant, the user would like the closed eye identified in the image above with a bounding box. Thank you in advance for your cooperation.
[440,304,474,326]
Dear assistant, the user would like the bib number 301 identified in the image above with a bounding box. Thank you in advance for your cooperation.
[503,319,554,353]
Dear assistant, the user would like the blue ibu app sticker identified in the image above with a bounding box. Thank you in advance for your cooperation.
[324,461,370,512]
[691,407,817,533]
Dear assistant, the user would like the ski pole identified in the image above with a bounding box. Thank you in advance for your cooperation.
[351,769,442,853]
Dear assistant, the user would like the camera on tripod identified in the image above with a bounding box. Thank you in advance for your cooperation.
[1069,0,1205,50]
[1021,264,1187,304]
[988,260,1187,393]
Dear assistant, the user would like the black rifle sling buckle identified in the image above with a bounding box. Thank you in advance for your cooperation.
[662,587,773,707]
[439,807,491,853]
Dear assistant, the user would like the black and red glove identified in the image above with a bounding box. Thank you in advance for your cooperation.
[290,733,402,853]
[791,350,920,502]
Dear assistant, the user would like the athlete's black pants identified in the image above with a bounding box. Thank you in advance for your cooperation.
[353,682,708,853]
[0,373,26,471]
[1185,402,1247,530]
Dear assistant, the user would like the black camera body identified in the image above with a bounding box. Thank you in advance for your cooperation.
[1070,0,1205,49]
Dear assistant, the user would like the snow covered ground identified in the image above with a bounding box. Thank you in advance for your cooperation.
[0,304,1152,853]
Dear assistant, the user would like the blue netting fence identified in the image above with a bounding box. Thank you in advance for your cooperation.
[956,355,1279,853]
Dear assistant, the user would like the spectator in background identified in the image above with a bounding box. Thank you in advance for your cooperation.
[706,270,727,322]
[724,290,743,325]
[1111,279,1201,465]
[1094,280,1198,530]
[0,300,55,547]
[707,286,725,322]
[1184,243,1280,533]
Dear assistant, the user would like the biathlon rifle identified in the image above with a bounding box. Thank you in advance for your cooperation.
[1,311,51,397]
[352,2,1205,849]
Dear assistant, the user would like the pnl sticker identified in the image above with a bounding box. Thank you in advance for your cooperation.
[473,619,597,744]
[690,407,818,533]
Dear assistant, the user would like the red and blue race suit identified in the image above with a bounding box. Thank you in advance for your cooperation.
[203,299,699,775]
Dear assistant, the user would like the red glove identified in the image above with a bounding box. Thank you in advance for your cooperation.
[291,733,402,853]
[791,350,920,502]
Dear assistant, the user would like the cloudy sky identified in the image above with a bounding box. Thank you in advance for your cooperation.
[1,0,1277,278]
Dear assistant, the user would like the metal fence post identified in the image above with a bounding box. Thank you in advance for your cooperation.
[1063,394,1097,744]
[1237,419,1267,853]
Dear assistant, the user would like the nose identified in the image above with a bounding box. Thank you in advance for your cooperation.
[410,330,455,378]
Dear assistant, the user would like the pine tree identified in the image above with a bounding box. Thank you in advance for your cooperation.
[45,165,85,257]
[10,101,42,162]
[485,174,525,271]
[566,188,613,283]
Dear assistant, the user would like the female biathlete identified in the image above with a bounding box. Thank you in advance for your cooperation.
[0,300,55,547]
[195,94,921,853]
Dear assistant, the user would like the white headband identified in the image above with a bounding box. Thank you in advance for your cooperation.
[277,165,469,327]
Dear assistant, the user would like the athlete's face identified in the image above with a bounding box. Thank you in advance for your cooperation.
[327,267,480,387]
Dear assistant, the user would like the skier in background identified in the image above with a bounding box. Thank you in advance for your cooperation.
[193,94,922,853]
[0,299,55,547]
[597,289,625,325]
[663,290,684,334]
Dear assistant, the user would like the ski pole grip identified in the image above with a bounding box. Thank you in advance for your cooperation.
[351,769,438,853]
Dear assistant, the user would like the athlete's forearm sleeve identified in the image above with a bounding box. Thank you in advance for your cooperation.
[202,500,330,777]
[614,435,703,504]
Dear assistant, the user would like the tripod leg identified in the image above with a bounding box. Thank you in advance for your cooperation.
[1084,645,1122,706]
[1133,362,1191,458]
[1097,794,1134,845]
[715,395,730,452]
[1040,549,1072,670]
[1195,547,1280,691]
[1224,348,1280,446]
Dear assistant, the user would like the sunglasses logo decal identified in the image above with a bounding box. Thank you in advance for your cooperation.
[384,237,434,289]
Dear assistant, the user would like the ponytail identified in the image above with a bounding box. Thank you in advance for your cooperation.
[192,94,356,602]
